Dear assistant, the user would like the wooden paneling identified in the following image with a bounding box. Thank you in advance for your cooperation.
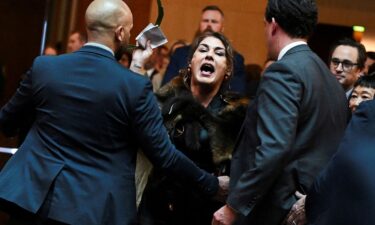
[126,0,153,45]
[149,0,268,65]
[150,0,375,65]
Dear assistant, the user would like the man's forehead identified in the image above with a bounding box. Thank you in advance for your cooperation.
[332,45,358,59]
[201,10,223,19]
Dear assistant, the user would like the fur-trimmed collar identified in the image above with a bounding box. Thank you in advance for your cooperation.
[156,76,249,165]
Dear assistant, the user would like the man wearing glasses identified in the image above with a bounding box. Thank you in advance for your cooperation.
[329,38,367,98]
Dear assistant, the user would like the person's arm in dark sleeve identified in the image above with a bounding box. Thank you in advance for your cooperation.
[0,65,35,136]
[306,101,375,224]
[131,79,218,196]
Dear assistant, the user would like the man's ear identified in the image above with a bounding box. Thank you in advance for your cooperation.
[271,17,278,36]
[356,69,364,79]
[115,26,124,42]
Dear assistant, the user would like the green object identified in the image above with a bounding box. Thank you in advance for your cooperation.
[353,25,365,32]
[155,0,164,26]
[126,44,137,50]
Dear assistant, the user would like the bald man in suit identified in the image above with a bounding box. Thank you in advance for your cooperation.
[0,1,223,224]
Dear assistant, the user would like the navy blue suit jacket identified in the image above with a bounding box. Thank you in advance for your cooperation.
[162,45,247,94]
[306,99,375,225]
[0,46,218,225]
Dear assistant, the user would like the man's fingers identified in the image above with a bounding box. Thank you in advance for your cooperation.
[295,191,305,199]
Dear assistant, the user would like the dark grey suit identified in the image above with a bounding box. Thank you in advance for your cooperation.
[0,45,218,225]
[227,44,348,225]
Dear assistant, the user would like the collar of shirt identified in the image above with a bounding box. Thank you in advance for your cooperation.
[346,88,353,99]
[84,42,115,56]
[278,41,307,60]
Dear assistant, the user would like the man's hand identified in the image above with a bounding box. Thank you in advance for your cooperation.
[212,204,237,225]
[214,176,229,202]
[285,191,307,225]
[129,41,152,74]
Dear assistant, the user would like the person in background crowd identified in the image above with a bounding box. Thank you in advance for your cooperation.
[66,31,86,53]
[368,63,375,75]
[349,73,375,112]
[115,46,132,68]
[162,5,248,95]
[43,45,58,56]
[363,51,375,75]
[329,38,366,98]
[134,45,169,92]
[168,39,187,57]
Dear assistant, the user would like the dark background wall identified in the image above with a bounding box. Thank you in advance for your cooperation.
[0,0,45,105]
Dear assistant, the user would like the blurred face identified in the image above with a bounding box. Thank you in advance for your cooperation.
[119,54,130,68]
[157,48,170,70]
[190,36,229,88]
[330,45,361,91]
[349,86,375,112]
[199,10,224,33]
[44,47,57,56]
[364,57,375,75]
[67,33,84,53]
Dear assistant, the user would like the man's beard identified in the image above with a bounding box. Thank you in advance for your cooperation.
[114,45,128,61]
[203,27,213,33]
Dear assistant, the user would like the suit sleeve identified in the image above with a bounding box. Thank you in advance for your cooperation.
[130,80,218,196]
[306,100,375,223]
[227,63,302,216]
[0,67,34,136]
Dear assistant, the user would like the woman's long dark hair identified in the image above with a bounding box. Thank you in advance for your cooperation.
[181,31,234,93]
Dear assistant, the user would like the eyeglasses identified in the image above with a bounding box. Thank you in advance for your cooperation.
[331,58,358,72]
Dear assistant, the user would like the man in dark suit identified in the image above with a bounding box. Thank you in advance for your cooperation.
[305,99,375,225]
[0,1,223,224]
[161,5,248,95]
[212,0,348,224]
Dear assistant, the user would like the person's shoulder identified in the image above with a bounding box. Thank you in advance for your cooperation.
[233,50,245,61]
[172,45,191,57]
[353,99,375,119]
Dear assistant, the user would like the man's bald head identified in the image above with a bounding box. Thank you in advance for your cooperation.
[85,0,133,48]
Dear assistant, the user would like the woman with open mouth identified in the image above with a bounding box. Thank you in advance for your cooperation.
[138,31,249,225]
